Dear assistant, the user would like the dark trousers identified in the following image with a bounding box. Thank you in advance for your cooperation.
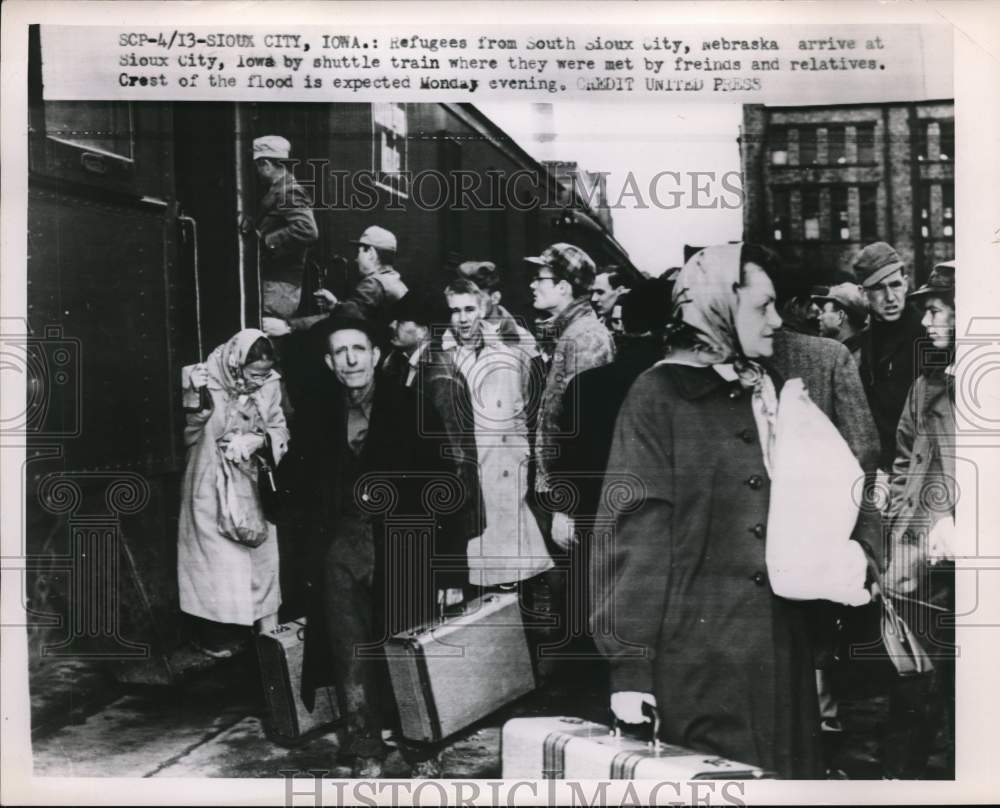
[321,516,385,760]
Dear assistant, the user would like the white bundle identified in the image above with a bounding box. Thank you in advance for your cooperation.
[765,379,871,607]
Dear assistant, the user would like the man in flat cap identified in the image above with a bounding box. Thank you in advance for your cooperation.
[854,241,925,470]
[243,135,321,338]
[813,282,870,365]
[314,226,408,336]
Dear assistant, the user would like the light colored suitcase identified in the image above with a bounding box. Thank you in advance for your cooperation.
[256,618,339,742]
[502,716,774,780]
[387,592,536,742]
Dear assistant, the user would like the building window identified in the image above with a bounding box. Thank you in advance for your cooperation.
[942,183,955,237]
[769,127,788,165]
[802,188,820,240]
[860,186,878,241]
[915,121,930,162]
[799,127,818,166]
[828,125,846,165]
[831,186,850,241]
[919,184,932,239]
[939,120,955,162]
[771,188,790,241]
[372,103,408,195]
[856,124,876,164]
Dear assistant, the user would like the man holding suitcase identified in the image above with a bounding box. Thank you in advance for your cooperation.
[297,316,476,777]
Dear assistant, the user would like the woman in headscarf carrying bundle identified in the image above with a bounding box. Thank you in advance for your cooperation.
[178,328,289,656]
[592,244,822,778]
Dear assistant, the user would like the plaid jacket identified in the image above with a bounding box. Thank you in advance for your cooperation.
[534,297,614,493]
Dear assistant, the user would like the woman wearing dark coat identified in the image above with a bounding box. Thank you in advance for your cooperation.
[593,243,823,778]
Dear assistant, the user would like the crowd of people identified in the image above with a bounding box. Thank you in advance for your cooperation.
[175,135,957,779]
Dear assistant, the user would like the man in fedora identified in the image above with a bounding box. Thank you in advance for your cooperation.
[314,226,408,336]
[243,135,321,339]
[854,241,926,470]
[813,282,870,365]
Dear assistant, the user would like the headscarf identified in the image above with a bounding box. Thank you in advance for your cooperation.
[669,243,779,473]
[205,328,280,397]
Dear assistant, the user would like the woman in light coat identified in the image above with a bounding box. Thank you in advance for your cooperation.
[178,328,289,655]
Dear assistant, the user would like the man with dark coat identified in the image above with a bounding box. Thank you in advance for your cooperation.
[855,242,926,470]
[246,135,322,338]
[297,316,479,777]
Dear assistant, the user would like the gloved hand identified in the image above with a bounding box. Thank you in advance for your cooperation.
[551,511,577,550]
[223,433,265,463]
[611,691,657,725]
[262,317,291,338]
[313,289,338,311]
[929,516,955,564]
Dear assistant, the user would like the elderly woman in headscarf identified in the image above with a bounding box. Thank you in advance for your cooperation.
[178,328,289,656]
[592,243,822,778]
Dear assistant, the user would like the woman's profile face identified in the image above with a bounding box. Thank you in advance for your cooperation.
[735,263,783,359]
[242,359,274,389]
[921,296,955,350]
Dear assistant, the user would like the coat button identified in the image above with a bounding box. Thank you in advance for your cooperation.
[749,523,765,539]
[916,453,923,464]
[746,475,764,490]
[737,428,755,444]
[729,389,741,400]
[750,571,767,586]
[502,470,509,478]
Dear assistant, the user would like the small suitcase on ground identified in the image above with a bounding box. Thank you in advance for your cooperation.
[256,618,339,742]
[387,592,536,742]
[502,716,775,780]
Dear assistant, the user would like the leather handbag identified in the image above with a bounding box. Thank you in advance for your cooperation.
[254,440,283,524]
[872,579,934,677]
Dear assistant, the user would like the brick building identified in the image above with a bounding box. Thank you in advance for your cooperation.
[740,101,954,285]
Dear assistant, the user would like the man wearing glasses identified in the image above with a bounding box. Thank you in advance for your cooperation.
[854,241,926,470]
[526,243,614,549]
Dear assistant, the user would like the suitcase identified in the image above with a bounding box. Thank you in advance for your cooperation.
[502,716,775,780]
[256,618,339,742]
[386,592,536,742]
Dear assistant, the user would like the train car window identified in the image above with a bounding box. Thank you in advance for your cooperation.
[372,102,408,196]
[33,99,138,187]
[45,101,135,161]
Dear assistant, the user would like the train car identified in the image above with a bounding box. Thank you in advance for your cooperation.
[23,28,635,683]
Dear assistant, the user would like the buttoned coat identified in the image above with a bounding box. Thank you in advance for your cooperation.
[444,324,552,585]
[593,363,821,779]
[886,370,955,593]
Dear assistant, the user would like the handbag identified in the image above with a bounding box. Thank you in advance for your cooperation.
[216,452,269,548]
[872,578,934,677]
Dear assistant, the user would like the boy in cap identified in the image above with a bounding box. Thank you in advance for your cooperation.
[243,135,321,338]
[854,241,926,470]
[313,225,408,334]
[526,243,614,530]
[813,282,870,364]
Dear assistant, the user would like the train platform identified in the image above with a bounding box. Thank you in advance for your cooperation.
[27,651,953,780]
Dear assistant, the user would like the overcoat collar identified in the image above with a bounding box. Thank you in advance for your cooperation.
[659,361,788,401]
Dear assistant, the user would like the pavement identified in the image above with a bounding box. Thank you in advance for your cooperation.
[28,651,953,780]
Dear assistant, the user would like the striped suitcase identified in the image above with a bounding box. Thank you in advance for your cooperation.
[256,618,339,742]
[387,592,536,742]
[502,716,774,780]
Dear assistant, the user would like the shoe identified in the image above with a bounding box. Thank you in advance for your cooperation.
[409,757,442,779]
[351,756,384,778]
[191,641,235,659]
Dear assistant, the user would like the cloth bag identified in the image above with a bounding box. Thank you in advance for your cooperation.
[216,452,269,548]
[765,378,871,606]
